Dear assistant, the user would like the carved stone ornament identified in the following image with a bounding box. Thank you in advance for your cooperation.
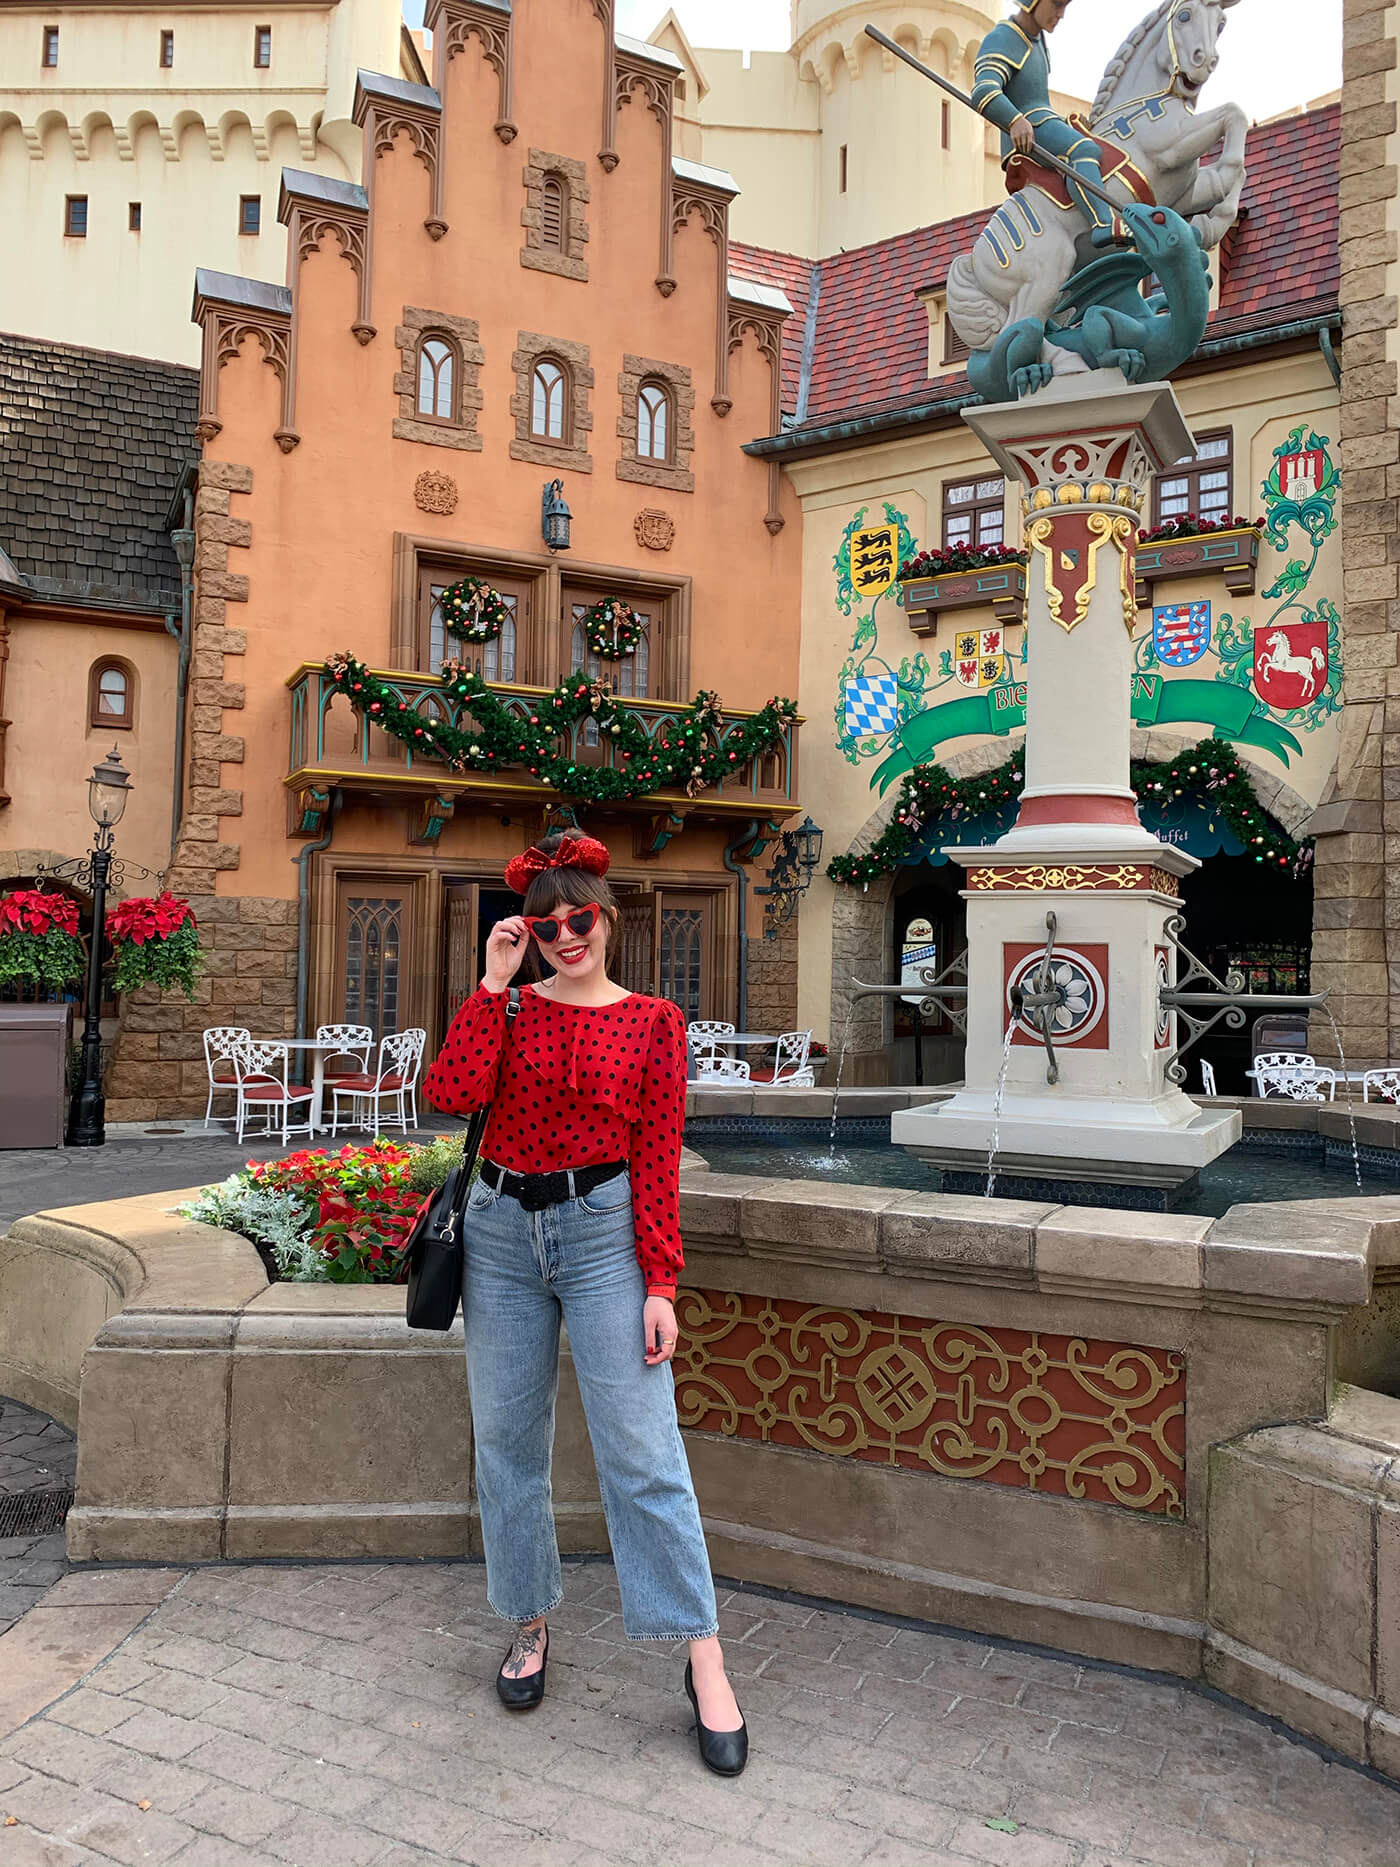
[415,470,459,515]
[633,508,675,552]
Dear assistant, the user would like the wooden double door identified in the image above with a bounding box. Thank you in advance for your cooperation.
[326,870,726,1049]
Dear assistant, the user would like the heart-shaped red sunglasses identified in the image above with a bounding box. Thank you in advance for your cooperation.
[522,903,602,946]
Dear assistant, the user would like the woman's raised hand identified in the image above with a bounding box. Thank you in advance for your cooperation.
[483,916,530,992]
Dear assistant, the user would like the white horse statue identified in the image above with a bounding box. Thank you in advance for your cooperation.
[948,0,1248,366]
[1256,630,1325,703]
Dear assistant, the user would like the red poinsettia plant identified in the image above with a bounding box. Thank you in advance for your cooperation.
[1138,513,1264,544]
[0,888,85,991]
[107,892,202,1000]
[899,542,1026,579]
[249,1142,427,1283]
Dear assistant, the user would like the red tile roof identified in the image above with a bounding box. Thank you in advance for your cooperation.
[732,102,1339,441]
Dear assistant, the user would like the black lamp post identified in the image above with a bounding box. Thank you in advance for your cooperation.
[757,816,825,937]
[66,746,133,1148]
[541,479,572,552]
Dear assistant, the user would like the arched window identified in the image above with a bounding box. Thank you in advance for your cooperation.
[417,335,457,423]
[531,358,568,443]
[637,381,671,464]
[541,173,566,253]
[89,659,133,730]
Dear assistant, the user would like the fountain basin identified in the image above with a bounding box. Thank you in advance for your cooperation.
[5,1139,1400,1776]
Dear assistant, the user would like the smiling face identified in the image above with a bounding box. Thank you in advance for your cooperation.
[530,897,614,984]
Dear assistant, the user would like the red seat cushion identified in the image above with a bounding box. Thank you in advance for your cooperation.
[243,1083,312,1100]
[333,1073,405,1091]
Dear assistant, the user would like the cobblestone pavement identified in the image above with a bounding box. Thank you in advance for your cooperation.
[0,1123,465,1235]
[1,1557,1398,1867]
[0,1399,75,1637]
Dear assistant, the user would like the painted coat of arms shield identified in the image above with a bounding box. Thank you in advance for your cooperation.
[1279,450,1325,505]
[1151,601,1210,667]
[1252,619,1328,712]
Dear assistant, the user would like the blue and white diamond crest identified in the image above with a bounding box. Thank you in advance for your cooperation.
[843,671,900,741]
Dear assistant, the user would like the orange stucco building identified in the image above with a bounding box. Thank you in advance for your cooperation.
[106,0,803,1118]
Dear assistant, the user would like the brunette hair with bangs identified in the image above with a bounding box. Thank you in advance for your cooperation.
[519,830,619,957]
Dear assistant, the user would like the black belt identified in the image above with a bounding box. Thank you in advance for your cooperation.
[479,1159,627,1213]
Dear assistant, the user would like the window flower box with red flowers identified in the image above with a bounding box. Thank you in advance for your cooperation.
[897,544,1026,637]
[1135,516,1263,608]
[108,893,203,1000]
[0,889,86,991]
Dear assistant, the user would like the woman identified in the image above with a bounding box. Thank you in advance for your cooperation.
[423,829,747,1776]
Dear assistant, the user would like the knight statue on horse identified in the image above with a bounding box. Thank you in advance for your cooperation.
[937,0,1249,399]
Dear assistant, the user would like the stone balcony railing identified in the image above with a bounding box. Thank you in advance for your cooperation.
[284,662,801,842]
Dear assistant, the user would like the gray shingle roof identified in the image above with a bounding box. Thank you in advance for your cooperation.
[0,333,198,613]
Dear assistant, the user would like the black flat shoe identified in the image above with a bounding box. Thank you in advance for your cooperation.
[496,1624,548,1711]
[684,1659,748,1776]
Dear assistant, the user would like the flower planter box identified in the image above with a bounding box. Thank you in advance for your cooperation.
[899,563,1026,637]
[1135,526,1260,608]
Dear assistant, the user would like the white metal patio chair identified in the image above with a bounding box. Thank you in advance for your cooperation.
[1200,1059,1218,1097]
[765,1030,816,1088]
[1249,1050,1315,1097]
[1254,1060,1337,1102]
[329,1027,427,1135]
[232,1038,317,1143]
[687,1020,737,1062]
[202,1026,251,1128]
[1363,1068,1400,1104]
[692,1054,751,1084]
[316,1022,373,1083]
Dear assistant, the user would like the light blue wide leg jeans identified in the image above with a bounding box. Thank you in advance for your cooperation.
[462,1169,719,1642]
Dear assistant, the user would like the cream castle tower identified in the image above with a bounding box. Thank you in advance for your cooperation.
[650,0,1085,257]
[0,0,421,363]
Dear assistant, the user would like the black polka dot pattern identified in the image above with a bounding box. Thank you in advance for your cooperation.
[422,985,689,1296]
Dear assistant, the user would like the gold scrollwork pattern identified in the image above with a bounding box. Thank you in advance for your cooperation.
[968,863,1151,892]
[673,1292,1185,1518]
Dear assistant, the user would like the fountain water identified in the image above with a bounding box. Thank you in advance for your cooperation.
[985,1017,1018,1200]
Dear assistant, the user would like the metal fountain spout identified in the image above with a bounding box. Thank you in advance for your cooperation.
[850,950,969,1033]
[1156,913,1328,1085]
[1008,912,1067,1085]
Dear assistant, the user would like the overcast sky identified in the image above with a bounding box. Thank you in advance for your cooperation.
[613,1,1341,123]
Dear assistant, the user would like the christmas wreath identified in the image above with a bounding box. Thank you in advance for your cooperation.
[580,597,645,660]
[0,888,85,990]
[439,576,512,646]
[827,737,1310,887]
[108,892,202,1000]
[325,654,796,805]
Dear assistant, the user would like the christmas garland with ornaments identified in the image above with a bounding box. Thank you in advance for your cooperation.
[580,597,646,660]
[324,654,797,804]
[827,737,1310,887]
[440,576,512,646]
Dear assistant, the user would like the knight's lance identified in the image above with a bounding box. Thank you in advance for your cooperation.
[862,24,1120,215]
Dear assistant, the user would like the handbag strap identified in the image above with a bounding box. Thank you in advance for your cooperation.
[456,985,520,1198]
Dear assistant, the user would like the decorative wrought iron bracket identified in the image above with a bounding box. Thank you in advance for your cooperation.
[1008,910,1066,1085]
[850,948,970,1035]
[1156,912,1327,1085]
[35,850,162,894]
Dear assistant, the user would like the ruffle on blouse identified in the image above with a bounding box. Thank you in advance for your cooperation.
[511,993,672,1122]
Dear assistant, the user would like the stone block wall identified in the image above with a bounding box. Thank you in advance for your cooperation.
[106,458,299,1121]
[1310,0,1399,1066]
[746,917,798,1033]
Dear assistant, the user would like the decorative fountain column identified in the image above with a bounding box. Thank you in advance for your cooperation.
[892,372,1242,1199]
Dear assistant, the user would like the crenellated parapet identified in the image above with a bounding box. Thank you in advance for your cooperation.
[192,270,297,454]
[277,168,374,345]
[726,277,792,535]
[671,156,738,416]
[426,0,515,145]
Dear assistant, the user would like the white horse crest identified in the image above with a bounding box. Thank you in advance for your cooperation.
[1255,629,1326,705]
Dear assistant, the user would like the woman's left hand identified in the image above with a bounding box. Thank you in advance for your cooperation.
[643,1295,678,1366]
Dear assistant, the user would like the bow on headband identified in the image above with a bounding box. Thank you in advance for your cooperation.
[504,835,612,896]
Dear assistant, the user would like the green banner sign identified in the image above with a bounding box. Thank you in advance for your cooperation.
[874,673,1302,793]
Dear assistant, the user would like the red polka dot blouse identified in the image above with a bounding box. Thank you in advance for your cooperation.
[422,983,688,1298]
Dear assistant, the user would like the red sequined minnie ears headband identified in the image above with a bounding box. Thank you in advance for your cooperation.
[504,835,611,896]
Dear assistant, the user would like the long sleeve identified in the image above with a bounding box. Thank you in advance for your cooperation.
[970,56,1021,134]
[422,983,508,1115]
[628,1000,688,1299]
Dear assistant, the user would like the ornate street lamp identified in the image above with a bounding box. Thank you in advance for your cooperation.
[67,746,133,1147]
[541,479,572,552]
[757,816,825,938]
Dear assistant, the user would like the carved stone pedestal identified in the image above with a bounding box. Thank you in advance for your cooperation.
[893,374,1241,1196]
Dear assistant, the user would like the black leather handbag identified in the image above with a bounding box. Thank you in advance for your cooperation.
[404,987,519,1331]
